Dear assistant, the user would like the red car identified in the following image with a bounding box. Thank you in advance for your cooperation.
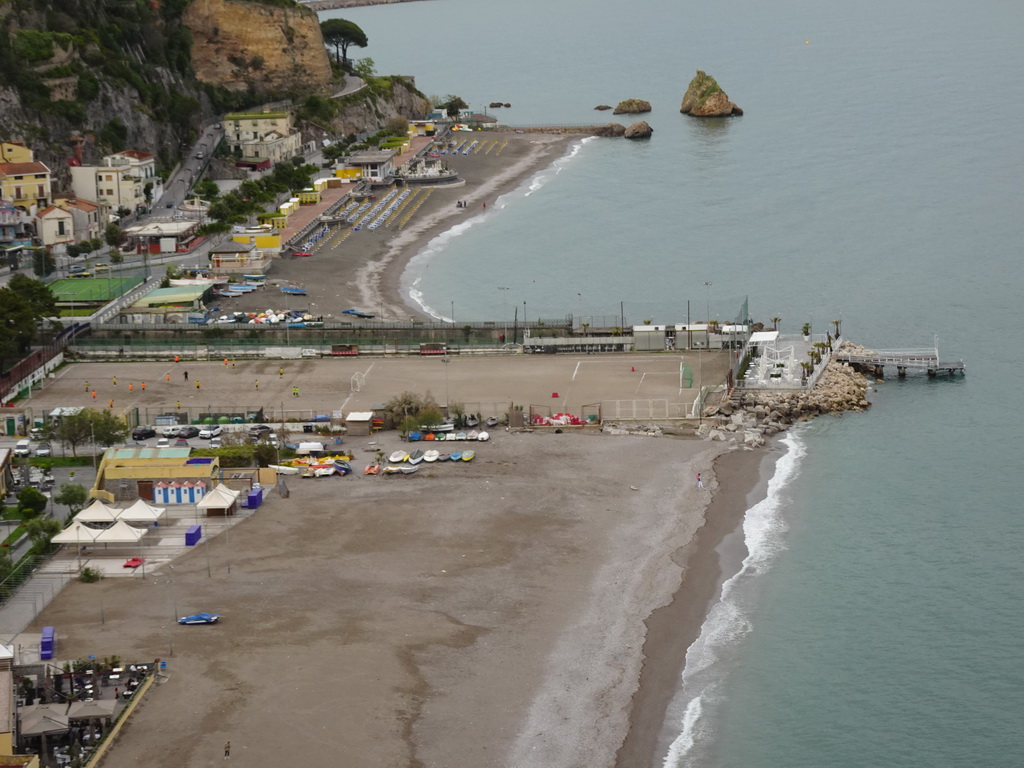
[123,557,145,569]
[293,251,312,258]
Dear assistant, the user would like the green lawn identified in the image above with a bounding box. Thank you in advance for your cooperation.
[51,276,144,302]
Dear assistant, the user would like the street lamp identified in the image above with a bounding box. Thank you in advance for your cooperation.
[442,356,450,410]
[702,281,713,325]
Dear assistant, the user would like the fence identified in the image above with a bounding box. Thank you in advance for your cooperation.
[600,399,692,421]
[1,322,90,404]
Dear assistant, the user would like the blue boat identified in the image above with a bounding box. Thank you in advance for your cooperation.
[334,460,353,475]
[450,451,463,461]
[342,308,375,318]
[280,286,307,296]
[408,431,422,441]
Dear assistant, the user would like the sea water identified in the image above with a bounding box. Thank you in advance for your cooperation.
[325,1,1024,764]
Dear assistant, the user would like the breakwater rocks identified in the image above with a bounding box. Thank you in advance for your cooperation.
[699,355,872,448]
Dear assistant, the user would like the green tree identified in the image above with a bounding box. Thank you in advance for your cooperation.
[353,57,376,81]
[31,248,56,277]
[104,222,124,248]
[193,180,219,200]
[89,409,128,447]
[54,412,93,457]
[25,518,62,552]
[16,487,48,520]
[320,18,368,66]
[385,115,409,137]
[440,95,468,118]
[9,274,57,318]
[54,483,89,517]
[0,288,37,369]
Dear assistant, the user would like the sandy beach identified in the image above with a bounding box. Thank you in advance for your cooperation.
[221,132,576,322]
[36,430,773,768]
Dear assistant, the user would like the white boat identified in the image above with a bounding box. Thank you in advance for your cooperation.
[269,464,300,475]
[389,450,407,463]
[407,450,425,465]
[423,450,439,463]
[425,422,454,433]
[399,466,419,475]
[467,429,480,440]
[477,431,490,442]
[313,466,336,477]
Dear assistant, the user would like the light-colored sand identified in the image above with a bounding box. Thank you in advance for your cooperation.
[37,431,730,767]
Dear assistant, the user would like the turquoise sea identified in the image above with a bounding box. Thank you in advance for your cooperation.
[325,1,1024,765]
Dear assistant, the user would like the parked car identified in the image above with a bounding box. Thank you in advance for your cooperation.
[194,151,205,160]
[14,439,31,457]
[248,424,272,438]
[209,437,222,448]
[178,612,220,625]
[160,425,181,437]
[93,262,111,272]
[266,432,281,449]
[175,437,190,447]
[34,443,52,457]
[178,426,200,438]
[156,438,170,448]
[68,263,87,274]
[70,270,92,279]
[198,425,222,439]
[292,251,312,258]
[132,425,156,440]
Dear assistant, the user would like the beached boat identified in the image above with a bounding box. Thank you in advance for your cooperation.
[438,453,451,461]
[280,286,308,295]
[381,465,402,474]
[450,451,463,461]
[301,468,315,478]
[269,464,301,475]
[461,450,475,462]
[486,417,500,428]
[465,415,479,428]
[364,463,380,475]
[407,450,425,465]
[477,431,490,441]
[408,431,422,442]
[467,429,480,440]
[398,466,419,475]
[425,422,455,433]
[334,460,353,475]
[341,308,375,318]
[456,432,467,441]
[423,450,439,463]
[424,433,435,441]
[218,290,243,297]
[313,466,336,477]
[242,274,266,282]
[389,451,407,463]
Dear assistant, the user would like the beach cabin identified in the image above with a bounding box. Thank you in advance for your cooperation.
[344,149,398,181]
[345,411,374,437]
[197,484,241,517]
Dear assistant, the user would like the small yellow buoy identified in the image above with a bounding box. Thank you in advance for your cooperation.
[805,40,810,45]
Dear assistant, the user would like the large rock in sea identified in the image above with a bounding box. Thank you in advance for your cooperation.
[594,123,626,137]
[624,121,653,139]
[679,70,743,117]
[613,98,652,115]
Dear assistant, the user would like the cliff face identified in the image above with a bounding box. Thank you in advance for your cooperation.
[330,79,432,135]
[184,0,334,94]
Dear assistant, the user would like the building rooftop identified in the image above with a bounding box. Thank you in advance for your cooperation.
[113,149,154,161]
[347,149,398,164]
[0,161,50,176]
[123,220,197,237]
[106,447,192,460]
[131,285,208,308]
[225,111,290,120]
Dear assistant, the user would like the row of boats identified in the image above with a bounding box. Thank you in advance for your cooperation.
[409,429,490,442]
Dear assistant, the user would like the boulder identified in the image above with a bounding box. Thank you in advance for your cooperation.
[680,70,743,117]
[624,121,653,139]
[594,104,612,111]
[489,102,504,108]
[613,98,652,115]
[594,122,626,137]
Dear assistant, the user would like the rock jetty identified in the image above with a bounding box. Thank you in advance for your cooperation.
[594,123,626,137]
[698,347,871,448]
[680,70,743,117]
[624,121,653,139]
[613,98,652,115]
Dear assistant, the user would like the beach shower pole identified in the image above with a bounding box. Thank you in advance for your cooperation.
[498,287,509,341]
[703,281,713,325]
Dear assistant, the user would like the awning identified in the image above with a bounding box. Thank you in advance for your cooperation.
[93,520,147,544]
[51,521,102,544]
[117,499,166,523]
[75,500,120,523]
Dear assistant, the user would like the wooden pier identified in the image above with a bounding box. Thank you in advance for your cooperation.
[834,347,965,378]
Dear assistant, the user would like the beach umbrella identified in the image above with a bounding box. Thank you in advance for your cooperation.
[67,700,116,721]
[20,711,69,735]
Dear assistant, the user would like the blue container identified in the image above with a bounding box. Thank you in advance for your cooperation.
[185,525,202,546]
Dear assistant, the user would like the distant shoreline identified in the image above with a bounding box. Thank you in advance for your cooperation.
[301,0,429,12]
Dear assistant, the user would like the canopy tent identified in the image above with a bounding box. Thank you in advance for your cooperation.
[20,711,69,736]
[75,499,120,524]
[117,498,166,524]
[67,700,117,721]
[94,520,146,544]
[51,521,102,545]
[196,484,241,517]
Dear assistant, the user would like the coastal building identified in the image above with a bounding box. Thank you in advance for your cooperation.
[0,142,33,165]
[224,110,302,167]
[344,149,397,181]
[0,200,35,249]
[69,150,159,215]
[121,219,198,253]
[209,241,272,274]
[122,285,211,324]
[0,159,52,215]
[33,206,74,249]
[54,197,104,242]
[91,446,220,503]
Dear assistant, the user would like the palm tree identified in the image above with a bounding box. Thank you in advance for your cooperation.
[832,319,842,339]
[770,316,781,331]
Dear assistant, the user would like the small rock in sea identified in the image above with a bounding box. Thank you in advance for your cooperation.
[679,70,743,117]
[489,102,504,108]
[624,121,653,139]
[594,104,612,111]
[613,98,652,115]
[504,102,511,107]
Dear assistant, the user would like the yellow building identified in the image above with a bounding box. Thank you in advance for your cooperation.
[0,161,52,215]
[0,143,33,164]
[91,446,221,503]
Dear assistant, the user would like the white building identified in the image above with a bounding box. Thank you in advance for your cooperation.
[70,149,160,214]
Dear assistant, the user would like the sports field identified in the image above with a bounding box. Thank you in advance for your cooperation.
[50,276,144,302]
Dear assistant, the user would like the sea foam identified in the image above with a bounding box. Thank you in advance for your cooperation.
[663,430,806,767]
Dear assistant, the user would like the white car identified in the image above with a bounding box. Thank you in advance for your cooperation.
[267,432,281,449]
[199,425,222,439]
[210,437,222,448]
[156,437,170,448]
[161,425,181,437]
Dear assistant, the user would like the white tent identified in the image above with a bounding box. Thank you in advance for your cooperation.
[51,521,102,545]
[93,520,147,544]
[196,484,241,517]
[75,500,120,524]
[117,499,166,524]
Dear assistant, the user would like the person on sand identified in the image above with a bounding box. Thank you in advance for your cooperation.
[255,380,260,390]
[224,741,230,759]
[183,371,188,381]
[165,372,171,383]
[196,380,201,390]
[279,367,284,378]
[696,473,704,489]
[91,390,96,400]
[84,381,89,391]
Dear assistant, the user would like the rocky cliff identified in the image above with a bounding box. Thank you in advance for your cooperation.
[184,0,334,94]
[680,71,743,117]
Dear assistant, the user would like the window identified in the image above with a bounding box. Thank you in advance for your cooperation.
[14,187,21,198]
[37,184,44,197]
[58,220,66,236]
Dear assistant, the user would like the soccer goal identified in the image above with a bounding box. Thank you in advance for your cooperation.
[350,372,365,393]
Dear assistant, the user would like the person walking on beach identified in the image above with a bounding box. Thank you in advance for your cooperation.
[84,381,89,391]
[108,399,114,408]
[255,379,260,390]
[292,386,299,397]
[224,741,230,759]
[166,372,171,383]
[91,390,96,400]
[183,371,188,381]
[196,380,201,391]
[279,367,284,378]
[128,383,134,393]
[696,473,704,489]
[112,376,117,386]
[176,401,181,410]
[141,382,146,392]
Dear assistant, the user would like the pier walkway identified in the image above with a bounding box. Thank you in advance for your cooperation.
[835,347,965,377]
